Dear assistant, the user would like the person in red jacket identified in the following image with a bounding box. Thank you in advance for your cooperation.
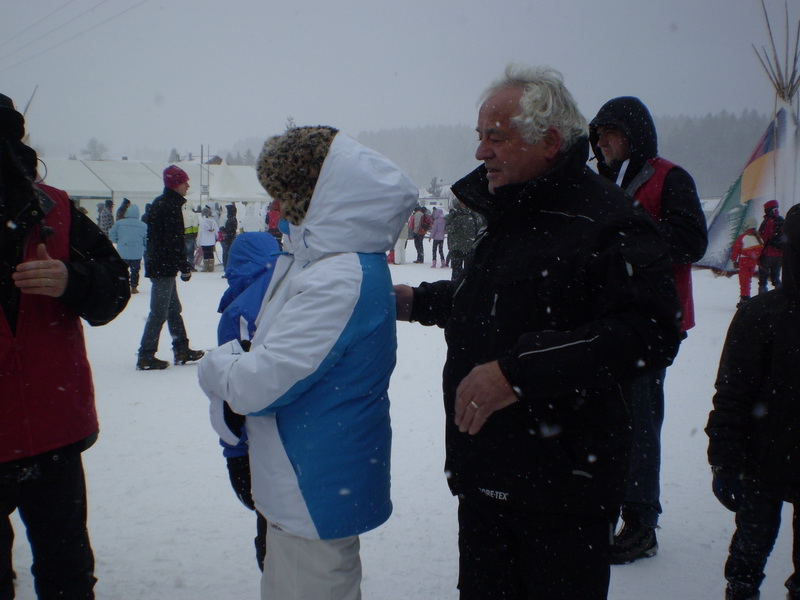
[590,96,709,564]
[730,218,763,307]
[0,94,129,599]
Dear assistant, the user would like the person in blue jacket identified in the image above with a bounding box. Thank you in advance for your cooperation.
[108,202,147,294]
[209,231,279,572]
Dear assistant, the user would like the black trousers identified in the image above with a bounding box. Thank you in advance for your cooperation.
[413,234,425,262]
[725,487,800,597]
[758,255,782,292]
[457,498,613,600]
[0,448,95,600]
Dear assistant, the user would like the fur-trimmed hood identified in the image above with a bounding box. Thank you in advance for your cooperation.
[282,133,418,260]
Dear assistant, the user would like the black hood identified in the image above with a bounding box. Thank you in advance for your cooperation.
[589,96,658,181]
[781,204,800,301]
[226,203,237,217]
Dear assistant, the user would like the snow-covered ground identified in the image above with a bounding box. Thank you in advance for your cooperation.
[9,259,795,599]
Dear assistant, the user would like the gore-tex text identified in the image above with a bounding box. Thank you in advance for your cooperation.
[479,487,509,501]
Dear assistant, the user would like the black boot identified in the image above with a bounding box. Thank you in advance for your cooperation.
[736,296,750,309]
[137,355,169,370]
[174,347,204,365]
[725,583,760,600]
[610,513,658,565]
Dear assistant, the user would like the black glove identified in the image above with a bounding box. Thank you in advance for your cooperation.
[712,468,744,512]
[180,271,191,282]
[223,401,246,438]
[226,455,255,511]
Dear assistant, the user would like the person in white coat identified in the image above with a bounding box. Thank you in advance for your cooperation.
[197,206,219,272]
[197,126,418,600]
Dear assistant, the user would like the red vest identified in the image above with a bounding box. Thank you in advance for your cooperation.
[0,184,97,463]
[633,158,695,332]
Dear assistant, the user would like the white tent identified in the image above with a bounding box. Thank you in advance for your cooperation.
[39,158,112,205]
[37,157,270,226]
[82,160,163,210]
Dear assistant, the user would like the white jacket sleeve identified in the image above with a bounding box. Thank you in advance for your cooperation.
[197,255,362,416]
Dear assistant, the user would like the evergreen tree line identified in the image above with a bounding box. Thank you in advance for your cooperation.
[355,110,770,199]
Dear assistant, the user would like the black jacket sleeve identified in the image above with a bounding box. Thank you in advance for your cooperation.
[659,168,708,265]
[705,302,772,471]
[410,279,454,328]
[59,203,131,326]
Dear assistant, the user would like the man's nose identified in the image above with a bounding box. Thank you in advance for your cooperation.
[475,140,492,161]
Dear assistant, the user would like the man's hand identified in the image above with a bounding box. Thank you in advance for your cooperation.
[394,284,413,321]
[454,360,518,435]
[13,244,68,297]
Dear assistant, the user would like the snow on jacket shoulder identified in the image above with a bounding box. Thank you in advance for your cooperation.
[198,133,418,539]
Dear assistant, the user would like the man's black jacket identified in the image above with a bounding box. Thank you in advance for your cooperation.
[412,138,682,518]
[144,188,192,278]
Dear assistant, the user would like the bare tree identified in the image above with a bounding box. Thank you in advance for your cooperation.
[80,138,108,161]
[426,176,443,197]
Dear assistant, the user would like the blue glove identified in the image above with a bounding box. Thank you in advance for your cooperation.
[180,271,191,282]
[712,469,744,512]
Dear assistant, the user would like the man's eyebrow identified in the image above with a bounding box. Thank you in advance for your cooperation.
[476,126,502,136]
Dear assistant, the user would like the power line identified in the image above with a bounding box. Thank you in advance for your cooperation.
[0,0,114,62]
[0,0,77,50]
[0,0,150,73]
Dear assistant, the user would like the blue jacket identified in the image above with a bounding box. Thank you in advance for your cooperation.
[108,204,147,260]
[212,232,280,459]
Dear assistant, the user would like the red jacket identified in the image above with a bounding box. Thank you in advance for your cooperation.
[634,158,696,332]
[0,185,98,463]
[730,229,763,263]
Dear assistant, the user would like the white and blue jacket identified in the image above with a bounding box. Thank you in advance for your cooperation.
[198,133,418,540]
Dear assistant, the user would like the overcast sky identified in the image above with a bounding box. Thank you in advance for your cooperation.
[0,0,794,161]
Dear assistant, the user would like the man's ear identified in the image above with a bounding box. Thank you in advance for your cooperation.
[542,127,562,160]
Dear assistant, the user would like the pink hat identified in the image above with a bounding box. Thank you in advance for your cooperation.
[764,199,779,211]
[163,165,189,189]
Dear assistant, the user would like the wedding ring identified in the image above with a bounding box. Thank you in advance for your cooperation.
[469,401,479,410]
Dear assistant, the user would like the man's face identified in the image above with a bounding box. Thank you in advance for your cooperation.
[595,126,631,165]
[175,181,190,197]
[475,87,558,194]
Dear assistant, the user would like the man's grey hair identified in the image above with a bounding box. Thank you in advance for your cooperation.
[480,65,589,152]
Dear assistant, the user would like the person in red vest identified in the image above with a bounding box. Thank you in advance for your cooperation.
[730,218,764,307]
[758,199,784,294]
[0,93,129,599]
[590,96,708,564]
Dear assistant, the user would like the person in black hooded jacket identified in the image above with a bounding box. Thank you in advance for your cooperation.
[221,203,238,269]
[589,97,708,563]
[395,66,681,600]
[706,204,800,600]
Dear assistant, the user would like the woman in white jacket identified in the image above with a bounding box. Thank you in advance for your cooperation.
[197,206,219,272]
[198,126,418,600]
